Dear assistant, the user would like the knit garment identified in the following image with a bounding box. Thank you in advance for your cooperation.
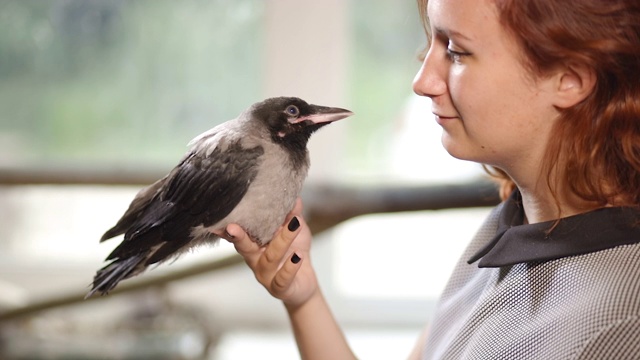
[423,192,640,360]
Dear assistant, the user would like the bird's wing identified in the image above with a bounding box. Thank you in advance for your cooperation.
[106,139,265,263]
[100,175,169,242]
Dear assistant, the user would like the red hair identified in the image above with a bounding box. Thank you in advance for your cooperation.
[419,0,640,206]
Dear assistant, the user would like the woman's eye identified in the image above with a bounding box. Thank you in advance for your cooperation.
[446,48,471,63]
[285,105,300,116]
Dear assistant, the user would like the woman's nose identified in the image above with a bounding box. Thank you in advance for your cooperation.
[412,49,447,98]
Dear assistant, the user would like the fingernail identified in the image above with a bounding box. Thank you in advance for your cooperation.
[291,253,301,264]
[287,216,300,232]
[224,229,235,239]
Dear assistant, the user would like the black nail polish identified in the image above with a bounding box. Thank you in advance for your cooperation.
[291,253,301,264]
[288,216,300,232]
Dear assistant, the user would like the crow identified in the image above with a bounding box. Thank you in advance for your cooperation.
[87,97,352,297]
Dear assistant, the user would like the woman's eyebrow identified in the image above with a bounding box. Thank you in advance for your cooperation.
[433,26,473,41]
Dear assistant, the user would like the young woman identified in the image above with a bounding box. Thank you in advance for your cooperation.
[219,0,640,358]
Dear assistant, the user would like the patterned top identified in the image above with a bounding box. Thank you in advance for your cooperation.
[422,191,640,360]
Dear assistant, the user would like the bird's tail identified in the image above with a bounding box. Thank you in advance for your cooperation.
[85,253,148,298]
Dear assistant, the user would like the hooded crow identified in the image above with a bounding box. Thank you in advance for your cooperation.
[87,97,352,297]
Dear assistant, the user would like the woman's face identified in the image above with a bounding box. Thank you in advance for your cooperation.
[413,0,561,180]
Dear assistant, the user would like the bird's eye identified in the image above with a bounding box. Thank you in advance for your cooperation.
[285,105,299,117]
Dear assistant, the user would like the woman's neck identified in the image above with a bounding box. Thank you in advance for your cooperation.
[518,185,603,224]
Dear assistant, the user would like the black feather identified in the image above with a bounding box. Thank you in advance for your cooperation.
[88,141,263,295]
[85,252,148,298]
[100,177,168,242]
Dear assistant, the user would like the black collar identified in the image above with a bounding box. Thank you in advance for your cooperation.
[468,190,640,268]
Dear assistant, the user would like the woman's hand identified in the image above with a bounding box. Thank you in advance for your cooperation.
[219,198,357,359]
[220,198,319,308]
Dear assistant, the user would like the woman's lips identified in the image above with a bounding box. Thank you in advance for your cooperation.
[433,113,459,124]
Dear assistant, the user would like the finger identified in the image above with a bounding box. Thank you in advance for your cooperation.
[271,252,303,297]
[291,197,304,216]
[224,224,263,265]
[260,216,301,267]
[211,227,238,243]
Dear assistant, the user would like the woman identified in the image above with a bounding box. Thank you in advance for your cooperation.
[220,0,640,358]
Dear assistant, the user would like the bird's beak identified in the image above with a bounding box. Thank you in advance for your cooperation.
[297,105,353,124]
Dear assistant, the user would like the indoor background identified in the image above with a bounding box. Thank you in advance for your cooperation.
[0,0,492,359]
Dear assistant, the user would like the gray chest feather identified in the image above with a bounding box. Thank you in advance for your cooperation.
[195,137,309,245]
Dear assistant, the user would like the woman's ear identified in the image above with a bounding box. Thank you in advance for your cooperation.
[552,63,596,109]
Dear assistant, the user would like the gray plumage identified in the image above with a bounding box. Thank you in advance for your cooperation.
[87,97,352,297]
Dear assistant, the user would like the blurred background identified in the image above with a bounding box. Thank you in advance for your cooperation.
[0,0,495,359]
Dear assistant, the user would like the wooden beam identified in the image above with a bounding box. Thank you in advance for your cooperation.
[0,166,499,321]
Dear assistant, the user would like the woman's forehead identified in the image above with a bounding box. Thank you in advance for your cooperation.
[426,0,503,44]
[427,0,498,32]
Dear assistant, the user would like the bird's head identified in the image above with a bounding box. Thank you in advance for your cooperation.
[250,97,353,150]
